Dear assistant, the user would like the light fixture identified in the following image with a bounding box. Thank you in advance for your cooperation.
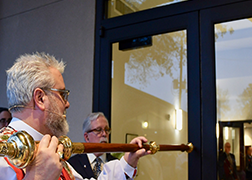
[216,122,219,138]
[224,127,229,140]
[142,121,148,129]
[175,109,183,130]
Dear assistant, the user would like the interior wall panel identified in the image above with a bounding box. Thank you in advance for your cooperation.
[0,0,95,142]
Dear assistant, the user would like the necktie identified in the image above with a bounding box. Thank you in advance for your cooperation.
[93,157,102,179]
[227,154,233,167]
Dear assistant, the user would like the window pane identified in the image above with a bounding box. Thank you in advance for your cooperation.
[111,30,188,179]
[107,0,187,18]
[215,18,252,180]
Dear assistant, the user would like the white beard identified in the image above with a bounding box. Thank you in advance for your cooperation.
[45,95,69,137]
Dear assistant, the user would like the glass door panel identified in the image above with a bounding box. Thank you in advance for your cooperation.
[244,123,252,146]
[107,0,187,18]
[111,30,188,180]
[215,18,252,180]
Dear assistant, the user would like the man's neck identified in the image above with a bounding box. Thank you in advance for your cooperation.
[12,109,49,136]
[94,152,104,158]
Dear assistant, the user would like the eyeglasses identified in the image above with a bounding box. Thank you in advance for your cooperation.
[48,88,70,103]
[86,127,111,136]
[0,118,12,125]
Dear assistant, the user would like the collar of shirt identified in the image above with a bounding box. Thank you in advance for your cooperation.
[87,153,106,164]
[8,117,44,141]
[87,153,106,170]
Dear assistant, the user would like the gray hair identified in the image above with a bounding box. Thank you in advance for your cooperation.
[6,52,65,112]
[82,112,108,142]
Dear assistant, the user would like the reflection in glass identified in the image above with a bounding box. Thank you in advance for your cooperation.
[111,30,187,180]
[107,0,187,18]
[223,127,240,166]
[218,127,240,180]
[215,18,252,180]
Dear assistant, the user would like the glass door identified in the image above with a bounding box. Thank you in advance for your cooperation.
[111,30,188,179]
[94,11,201,180]
[215,17,252,179]
[201,1,252,179]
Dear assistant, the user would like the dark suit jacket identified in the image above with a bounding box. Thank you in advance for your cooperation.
[219,152,238,180]
[68,153,117,179]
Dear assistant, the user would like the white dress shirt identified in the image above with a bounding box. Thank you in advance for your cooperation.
[0,118,136,180]
[88,153,106,172]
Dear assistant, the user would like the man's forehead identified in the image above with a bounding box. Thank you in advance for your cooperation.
[225,143,231,147]
[0,111,11,118]
[91,116,109,127]
[49,67,65,89]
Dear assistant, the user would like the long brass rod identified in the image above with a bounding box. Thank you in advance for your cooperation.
[57,136,193,160]
[0,131,193,169]
[67,142,193,154]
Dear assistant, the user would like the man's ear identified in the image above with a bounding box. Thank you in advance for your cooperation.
[33,88,46,110]
[84,132,89,142]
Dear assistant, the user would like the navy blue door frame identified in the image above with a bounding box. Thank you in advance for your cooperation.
[93,0,252,179]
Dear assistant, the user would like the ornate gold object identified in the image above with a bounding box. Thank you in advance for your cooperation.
[149,141,160,154]
[58,135,73,161]
[0,131,194,169]
[186,142,194,153]
[0,131,36,169]
[57,151,64,160]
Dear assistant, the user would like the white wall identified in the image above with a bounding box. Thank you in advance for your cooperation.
[245,128,252,146]
[0,0,95,142]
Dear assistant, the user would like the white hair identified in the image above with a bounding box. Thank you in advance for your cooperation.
[6,52,65,112]
[82,112,108,142]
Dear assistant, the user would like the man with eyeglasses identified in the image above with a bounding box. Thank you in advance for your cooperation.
[68,112,117,179]
[219,142,238,180]
[0,52,150,180]
[0,107,12,129]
